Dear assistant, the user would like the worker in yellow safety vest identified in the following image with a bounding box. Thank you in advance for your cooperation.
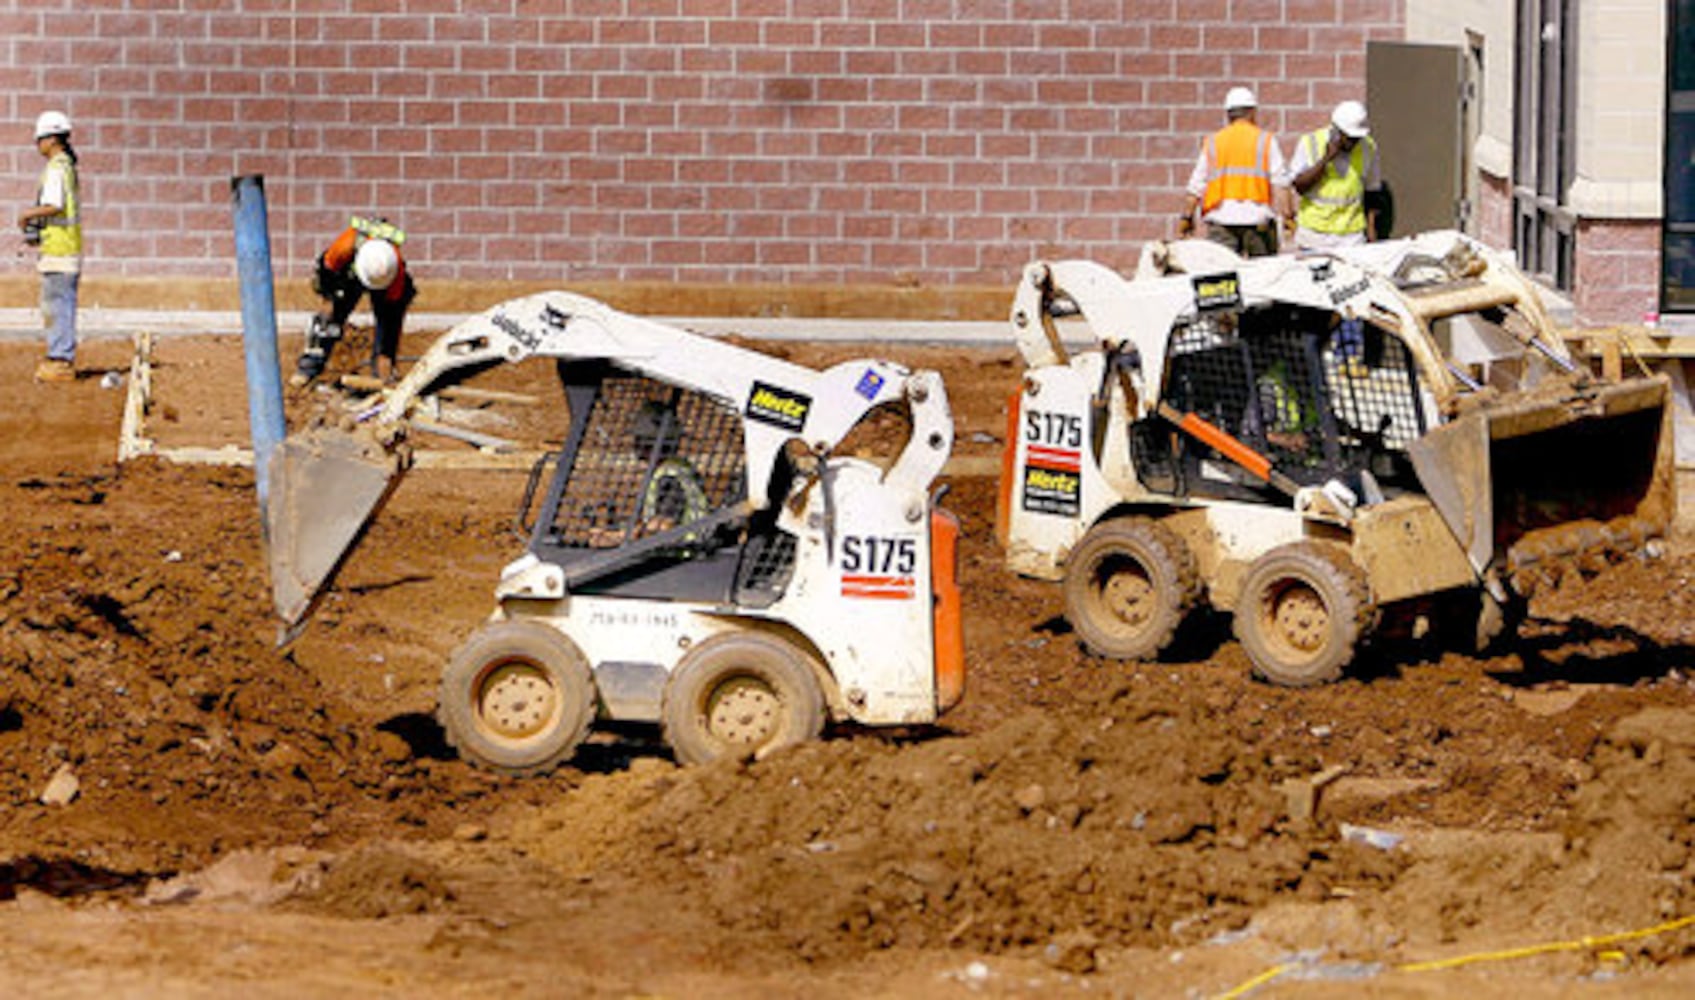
[1289,100,1382,251]
[18,110,82,384]
[1291,101,1381,378]
[1177,86,1289,257]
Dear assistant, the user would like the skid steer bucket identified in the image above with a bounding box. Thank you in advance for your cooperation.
[1409,374,1676,593]
[265,428,406,628]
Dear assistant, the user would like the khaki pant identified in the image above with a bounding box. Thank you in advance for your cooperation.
[1205,222,1279,257]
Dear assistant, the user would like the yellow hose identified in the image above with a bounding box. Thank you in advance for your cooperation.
[1395,913,1695,974]
[1215,913,1694,998]
[1215,962,1294,999]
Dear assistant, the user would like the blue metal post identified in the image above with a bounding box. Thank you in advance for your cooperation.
[231,174,286,510]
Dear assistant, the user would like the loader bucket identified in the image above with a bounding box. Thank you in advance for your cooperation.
[265,428,406,628]
[1408,374,1676,594]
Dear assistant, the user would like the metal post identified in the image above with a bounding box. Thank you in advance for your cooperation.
[231,174,286,510]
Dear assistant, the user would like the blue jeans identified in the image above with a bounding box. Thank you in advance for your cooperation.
[1336,317,1364,361]
[41,270,79,362]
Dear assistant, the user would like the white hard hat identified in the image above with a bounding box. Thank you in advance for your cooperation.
[1331,100,1370,138]
[1224,86,1258,111]
[353,238,400,291]
[34,110,71,140]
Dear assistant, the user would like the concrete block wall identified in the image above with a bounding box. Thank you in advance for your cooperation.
[1575,220,1663,326]
[0,1,1402,300]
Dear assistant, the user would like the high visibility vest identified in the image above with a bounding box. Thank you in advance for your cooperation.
[1296,129,1376,235]
[1201,120,1274,213]
[641,457,711,528]
[321,222,409,304]
[1257,365,1315,434]
[37,152,80,258]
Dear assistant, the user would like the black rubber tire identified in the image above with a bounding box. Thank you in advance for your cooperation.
[1062,517,1200,661]
[1234,542,1373,687]
[661,632,826,766]
[438,620,598,777]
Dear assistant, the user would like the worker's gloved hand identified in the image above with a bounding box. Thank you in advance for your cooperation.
[292,315,344,387]
[1176,216,1195,238]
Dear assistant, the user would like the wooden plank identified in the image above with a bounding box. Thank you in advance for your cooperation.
[339,373,543,406]
[410,418,518,452]
[117,330,156,463]
[413,450,546,470]
[1564,327,1695,360]
[154,445,254,467]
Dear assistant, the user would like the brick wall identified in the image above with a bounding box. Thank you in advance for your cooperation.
[1476,174,1514,254]
[1574,219,1662,326]
[1,1,1402,297]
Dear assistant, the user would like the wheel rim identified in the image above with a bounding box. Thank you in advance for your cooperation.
[703,675,782,749]
[474,660,562,741]
[1264,579,1330,658]
[1093,555,1155,635]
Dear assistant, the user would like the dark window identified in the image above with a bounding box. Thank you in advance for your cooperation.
[1513,0,1577,290]
[1663,0,1695,310]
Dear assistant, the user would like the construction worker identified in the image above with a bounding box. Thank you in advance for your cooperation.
[19,111,81,384]
[1177,86,1288,257]
[1291,101,1382,376]
[1289,100,1382,251]
[1254,358,1318,455]
[291,216,415,386]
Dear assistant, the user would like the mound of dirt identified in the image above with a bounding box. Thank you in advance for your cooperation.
[290,843,457,920]
[509,695,1382,964]
[0,461,549,873]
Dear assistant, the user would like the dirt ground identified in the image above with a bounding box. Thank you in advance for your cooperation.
[0,323,1692,998]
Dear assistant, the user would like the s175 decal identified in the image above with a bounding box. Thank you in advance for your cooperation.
[840,534,918,600]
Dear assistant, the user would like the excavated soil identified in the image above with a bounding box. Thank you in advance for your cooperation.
[0,327,1692,997]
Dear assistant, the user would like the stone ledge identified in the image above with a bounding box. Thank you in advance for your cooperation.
[0,275,1012,322]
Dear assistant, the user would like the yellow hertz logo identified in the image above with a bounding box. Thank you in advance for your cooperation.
[1192,272,1241,311]
[1025,468,1078,493]
[746,381,812,431]
[751,388,806,418]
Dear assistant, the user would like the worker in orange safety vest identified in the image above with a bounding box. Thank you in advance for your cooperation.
[1177,86,1290,257]
[291,216,416,387]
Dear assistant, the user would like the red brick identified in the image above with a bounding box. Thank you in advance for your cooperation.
[1286,53,1341,81]
[1286,0,1340,20]
[1257,25,1313,51]
[1580,219,1660,253]
[872,23,926,48]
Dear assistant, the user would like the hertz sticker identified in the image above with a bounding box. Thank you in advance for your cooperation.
[745,381,812,432]
[1021,463,1081,516]
[1192,272,1242,312]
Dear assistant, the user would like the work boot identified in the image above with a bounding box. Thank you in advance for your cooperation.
[33,359,75,383]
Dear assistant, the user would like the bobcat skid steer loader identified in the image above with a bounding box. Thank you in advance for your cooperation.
[998,231,1675,686]
[266,292,965,772]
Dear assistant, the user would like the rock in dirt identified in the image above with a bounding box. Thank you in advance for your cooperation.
[1042,930,1099,974]
[39,764,79,806]
[145,848,319,907]
[1014,782,1047,812]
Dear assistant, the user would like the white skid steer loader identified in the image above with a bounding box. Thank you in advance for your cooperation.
[998,231,1675,686]
[266,292,965,772]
